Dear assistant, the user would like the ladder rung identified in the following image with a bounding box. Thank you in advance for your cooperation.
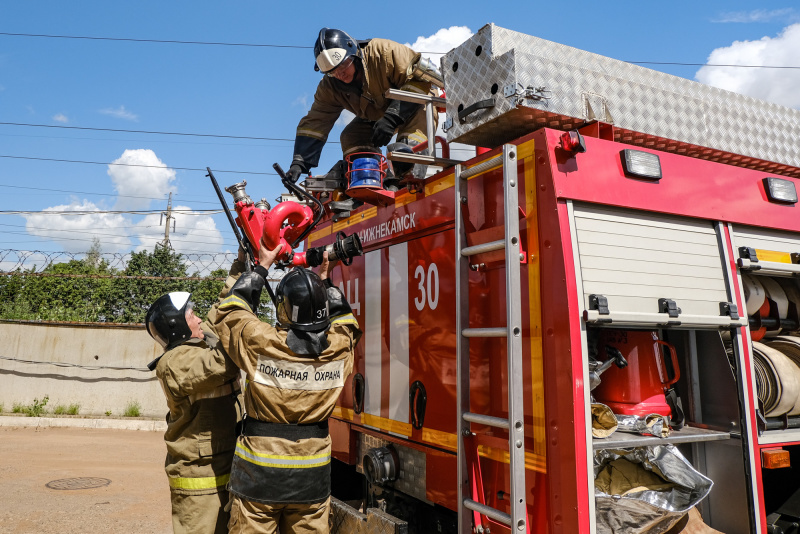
[463,412,510,429]
[387,150,462,168]
[463,499,511,527]
[461,239,505,257]
[385,87,447,106]
[462,327,507,338]
[460,154,503,180]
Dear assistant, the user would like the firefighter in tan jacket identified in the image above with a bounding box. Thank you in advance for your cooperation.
[145,258,245,534]
[209,243,361,533]
[285,27,442,187]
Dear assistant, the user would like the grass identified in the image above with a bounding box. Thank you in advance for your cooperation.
[52,403,80,415]
[123,401,141,418]
[11,396,50,417]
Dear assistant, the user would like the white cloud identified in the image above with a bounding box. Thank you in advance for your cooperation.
[52,113,68,123]
[335,109,355,127]
[99,105,138,121]
[695,23,800,109]
[132,206,224,259]
[108,149,176,211]
[712,9,797,23]
[406,26,473,64]
[293,95,310,113]
[403,27,475,162]
[22,199,133,253]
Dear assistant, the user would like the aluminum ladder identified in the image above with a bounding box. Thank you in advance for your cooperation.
[455,145,528,533]
[383,88,461,168]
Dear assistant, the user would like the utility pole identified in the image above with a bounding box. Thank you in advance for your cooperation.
[157,192,176,251]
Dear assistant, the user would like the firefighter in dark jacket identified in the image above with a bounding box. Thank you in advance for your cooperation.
[285,27,443,187]
[209,240,361,533]
[145,257,245,534]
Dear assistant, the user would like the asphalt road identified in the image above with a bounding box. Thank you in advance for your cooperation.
[0,425,171,534]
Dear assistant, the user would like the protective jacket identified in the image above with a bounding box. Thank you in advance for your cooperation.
[209,280,361,504]
[154,261,245,495]
[294,38,435,171]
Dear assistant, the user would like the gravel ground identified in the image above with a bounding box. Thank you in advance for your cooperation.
[0,425,171,534]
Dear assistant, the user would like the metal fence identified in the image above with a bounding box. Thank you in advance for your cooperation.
[0,249,278,325]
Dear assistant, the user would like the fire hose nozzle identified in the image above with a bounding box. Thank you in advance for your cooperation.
[304,231,363,268]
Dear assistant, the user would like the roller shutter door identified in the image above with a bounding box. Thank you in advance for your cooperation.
[573,203,730,320]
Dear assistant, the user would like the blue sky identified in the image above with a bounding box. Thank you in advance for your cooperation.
[1,1,799,261]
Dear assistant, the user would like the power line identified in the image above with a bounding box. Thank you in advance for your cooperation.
[627,60,800,69]
[2,31,799,69]
[0,121,296,142]
[0,224,238,248]
[0,183,222,205]
[0,31,312,49]
[0,154,275,176]
[0,208,221,215]
[0,221,231,237]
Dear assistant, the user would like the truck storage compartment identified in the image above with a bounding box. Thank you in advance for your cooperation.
[589,327,750,533]
[442,24,800,177]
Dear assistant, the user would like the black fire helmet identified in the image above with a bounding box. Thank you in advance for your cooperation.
[276,267,331,355]
[314,28,359,73]
[145,292,194,351]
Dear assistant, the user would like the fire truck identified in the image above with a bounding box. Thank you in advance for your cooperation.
[278,24,800,534]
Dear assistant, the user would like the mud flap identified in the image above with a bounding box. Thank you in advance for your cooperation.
[329,497,408,534]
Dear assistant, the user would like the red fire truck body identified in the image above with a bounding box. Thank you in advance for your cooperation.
[297,24,800,534]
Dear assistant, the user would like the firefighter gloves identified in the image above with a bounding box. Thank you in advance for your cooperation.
[286,164,305,184]
[228,270,266,312]
[371,113,403,148]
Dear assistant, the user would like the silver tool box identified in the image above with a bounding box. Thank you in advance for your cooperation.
[442,24,800,175]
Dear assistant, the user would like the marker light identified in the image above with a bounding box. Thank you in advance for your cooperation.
[621,149,662,180]
[763,177,798,205]
[560,130,586,153]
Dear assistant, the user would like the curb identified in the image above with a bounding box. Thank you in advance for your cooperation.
[0,415,167,432]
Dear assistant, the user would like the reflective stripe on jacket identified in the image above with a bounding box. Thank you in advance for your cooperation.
[155,261,245,495]
[209,282,361,504]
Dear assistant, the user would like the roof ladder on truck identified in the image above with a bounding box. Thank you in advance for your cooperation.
[455,145,528,534]
[383,88,461,169]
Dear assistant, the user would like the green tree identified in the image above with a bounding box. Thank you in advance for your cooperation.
[0,251,115,322]
[109,246,188,323]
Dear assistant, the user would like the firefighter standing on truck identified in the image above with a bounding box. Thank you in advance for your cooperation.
[144,254,246,534]
[285,27,443,188]
[209,240,361,533]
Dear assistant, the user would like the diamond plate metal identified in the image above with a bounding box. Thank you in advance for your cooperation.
[443,24,800,175]
[329,497,408,534]
[356,434,430,504]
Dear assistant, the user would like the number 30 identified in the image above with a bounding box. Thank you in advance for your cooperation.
[414,263,439,311]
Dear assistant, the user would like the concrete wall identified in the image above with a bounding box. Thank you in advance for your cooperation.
[0,322,167,417]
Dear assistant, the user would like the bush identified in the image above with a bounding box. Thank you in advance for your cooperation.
[23,396,49,417]
[12,402,23,414]
[123,401,141,418]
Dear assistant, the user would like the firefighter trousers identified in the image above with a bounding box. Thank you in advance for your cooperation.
[227,495,330,534]
[170,489,230,534]
[339,105,436,157]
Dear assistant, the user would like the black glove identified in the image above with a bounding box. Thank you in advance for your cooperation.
[227,269,266,312]
[286,163,305,184]
[371,113,403,148]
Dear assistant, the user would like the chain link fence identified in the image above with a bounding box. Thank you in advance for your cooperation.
[0,249,279,325]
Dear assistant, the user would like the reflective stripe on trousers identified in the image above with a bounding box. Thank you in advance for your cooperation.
[169,473,231,491]
[228,441,331,504]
